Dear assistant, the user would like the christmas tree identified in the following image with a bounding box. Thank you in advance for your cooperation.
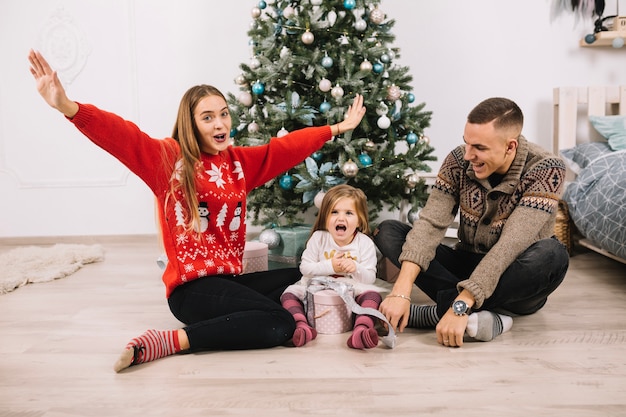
[227,0,436,227]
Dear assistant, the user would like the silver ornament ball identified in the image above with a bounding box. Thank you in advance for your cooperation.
[407,207,421,224]
[259,229,281,249]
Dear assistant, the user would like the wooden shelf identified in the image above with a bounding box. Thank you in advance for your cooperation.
[580,30,626,47]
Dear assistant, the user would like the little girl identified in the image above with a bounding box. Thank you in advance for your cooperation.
[281,184,384,349]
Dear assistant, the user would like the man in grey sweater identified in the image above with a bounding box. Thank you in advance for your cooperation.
[374,97,569,347]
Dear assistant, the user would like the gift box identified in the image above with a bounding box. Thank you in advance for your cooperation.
[306,289,353,334]
[268,224,311,263]
[243,241,268,273]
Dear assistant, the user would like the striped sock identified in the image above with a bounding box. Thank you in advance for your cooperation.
[281,292,317,347]
[465,311,513,341]
[113,329,181,372]
[347,291,381,350]
[407,304,439,328]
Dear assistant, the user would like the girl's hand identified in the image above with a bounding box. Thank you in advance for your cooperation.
[28,49,79,118]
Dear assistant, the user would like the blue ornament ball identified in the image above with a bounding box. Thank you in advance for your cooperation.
[252,82,265,95]
[279,174,294,190]
[380,53,390,63]
[406,132,418,145]
[584,33,596,44]
[372,62,384,74]
[319,101,331,113]
[230,128,238,138]
[258,0,267,9]
[407,93,415,103]
[311,151,323,161]
[321,56,334,68]
[343,0,356,10]
[358,153,373,167]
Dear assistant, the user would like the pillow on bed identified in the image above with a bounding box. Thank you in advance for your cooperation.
[589,115,626,151]
[560,142,612,173]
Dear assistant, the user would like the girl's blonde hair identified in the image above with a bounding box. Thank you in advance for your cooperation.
[311,184,370,237]
[167,84,228,236]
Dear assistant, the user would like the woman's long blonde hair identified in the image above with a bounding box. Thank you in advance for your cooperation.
[167,84,227,236]
[311,184,370,238]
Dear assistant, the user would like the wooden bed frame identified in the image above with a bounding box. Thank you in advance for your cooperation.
[552,85,626,264]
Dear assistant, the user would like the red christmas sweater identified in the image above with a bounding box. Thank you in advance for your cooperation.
[69,103,332,297]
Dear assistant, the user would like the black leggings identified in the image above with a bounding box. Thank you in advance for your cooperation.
[167,268,300,351]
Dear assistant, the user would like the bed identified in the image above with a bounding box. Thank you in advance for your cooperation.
[553,85,626,264]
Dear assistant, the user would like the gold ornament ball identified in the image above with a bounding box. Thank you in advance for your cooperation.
[405,173,420,189]
[364,140,376,152]
[331,85,344,99]
[369,7,385,24]
[387,85,401,101]
[301,30,314,45]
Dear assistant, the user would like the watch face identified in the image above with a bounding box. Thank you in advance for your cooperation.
[453,300,468,315]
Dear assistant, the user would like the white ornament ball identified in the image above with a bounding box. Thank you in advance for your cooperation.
[360,60,373,72]
[369,7,385,24]
[355,19,367,31]
[248,121,259,133]
[310,0,323,5]
[301,30,314,45]
[280,46,290,58]
[612,37,625,48]
[251,7,262,18]
[364,140,376,152]
[250,57,261,69]
[235,74,247,85]
[318,78,332,92]
[377,115,391,129]
[259,229,281,249]
[376,102,389,116]
[331,85,344,99]
[421,134,431,145]
[283,6,295,19]
[314,191,326,209]
[277,127,289,137]
[238,91,253,107]
[341,160,359,177]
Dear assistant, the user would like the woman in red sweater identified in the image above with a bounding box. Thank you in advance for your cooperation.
[28,49,366,372]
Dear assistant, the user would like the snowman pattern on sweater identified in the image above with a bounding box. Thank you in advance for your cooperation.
[171,157,246,282]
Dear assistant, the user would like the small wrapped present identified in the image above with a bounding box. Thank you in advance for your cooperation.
[243,241,268,273]
[306,289,353,334]
[268,224,312,263]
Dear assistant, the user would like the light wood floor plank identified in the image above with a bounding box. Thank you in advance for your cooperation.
[0,235,625,416]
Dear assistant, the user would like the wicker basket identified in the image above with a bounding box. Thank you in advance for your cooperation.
[555,200,571,254]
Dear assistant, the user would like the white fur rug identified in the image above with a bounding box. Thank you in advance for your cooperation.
[0,243,105,294]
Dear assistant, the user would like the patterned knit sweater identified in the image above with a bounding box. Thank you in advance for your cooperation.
[399,136,566,308]
[69,103,332,297]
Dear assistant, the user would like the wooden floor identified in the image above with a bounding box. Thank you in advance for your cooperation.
[1,235,625,417]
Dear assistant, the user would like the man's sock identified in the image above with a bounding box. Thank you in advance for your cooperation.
[465,311,513,341]
[113,329,181,373]
[407,304,439,328]
[281,292,317,347]
[348,291,381,350]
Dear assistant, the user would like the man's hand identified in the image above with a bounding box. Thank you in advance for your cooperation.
[436,309,468,347]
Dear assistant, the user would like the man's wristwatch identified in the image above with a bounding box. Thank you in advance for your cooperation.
[451,300,471,316]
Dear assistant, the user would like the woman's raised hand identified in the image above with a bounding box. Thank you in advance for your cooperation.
[28,49,79,118]
[333,93,366,135]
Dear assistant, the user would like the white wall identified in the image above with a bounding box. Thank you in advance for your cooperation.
[1,0,625,238]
